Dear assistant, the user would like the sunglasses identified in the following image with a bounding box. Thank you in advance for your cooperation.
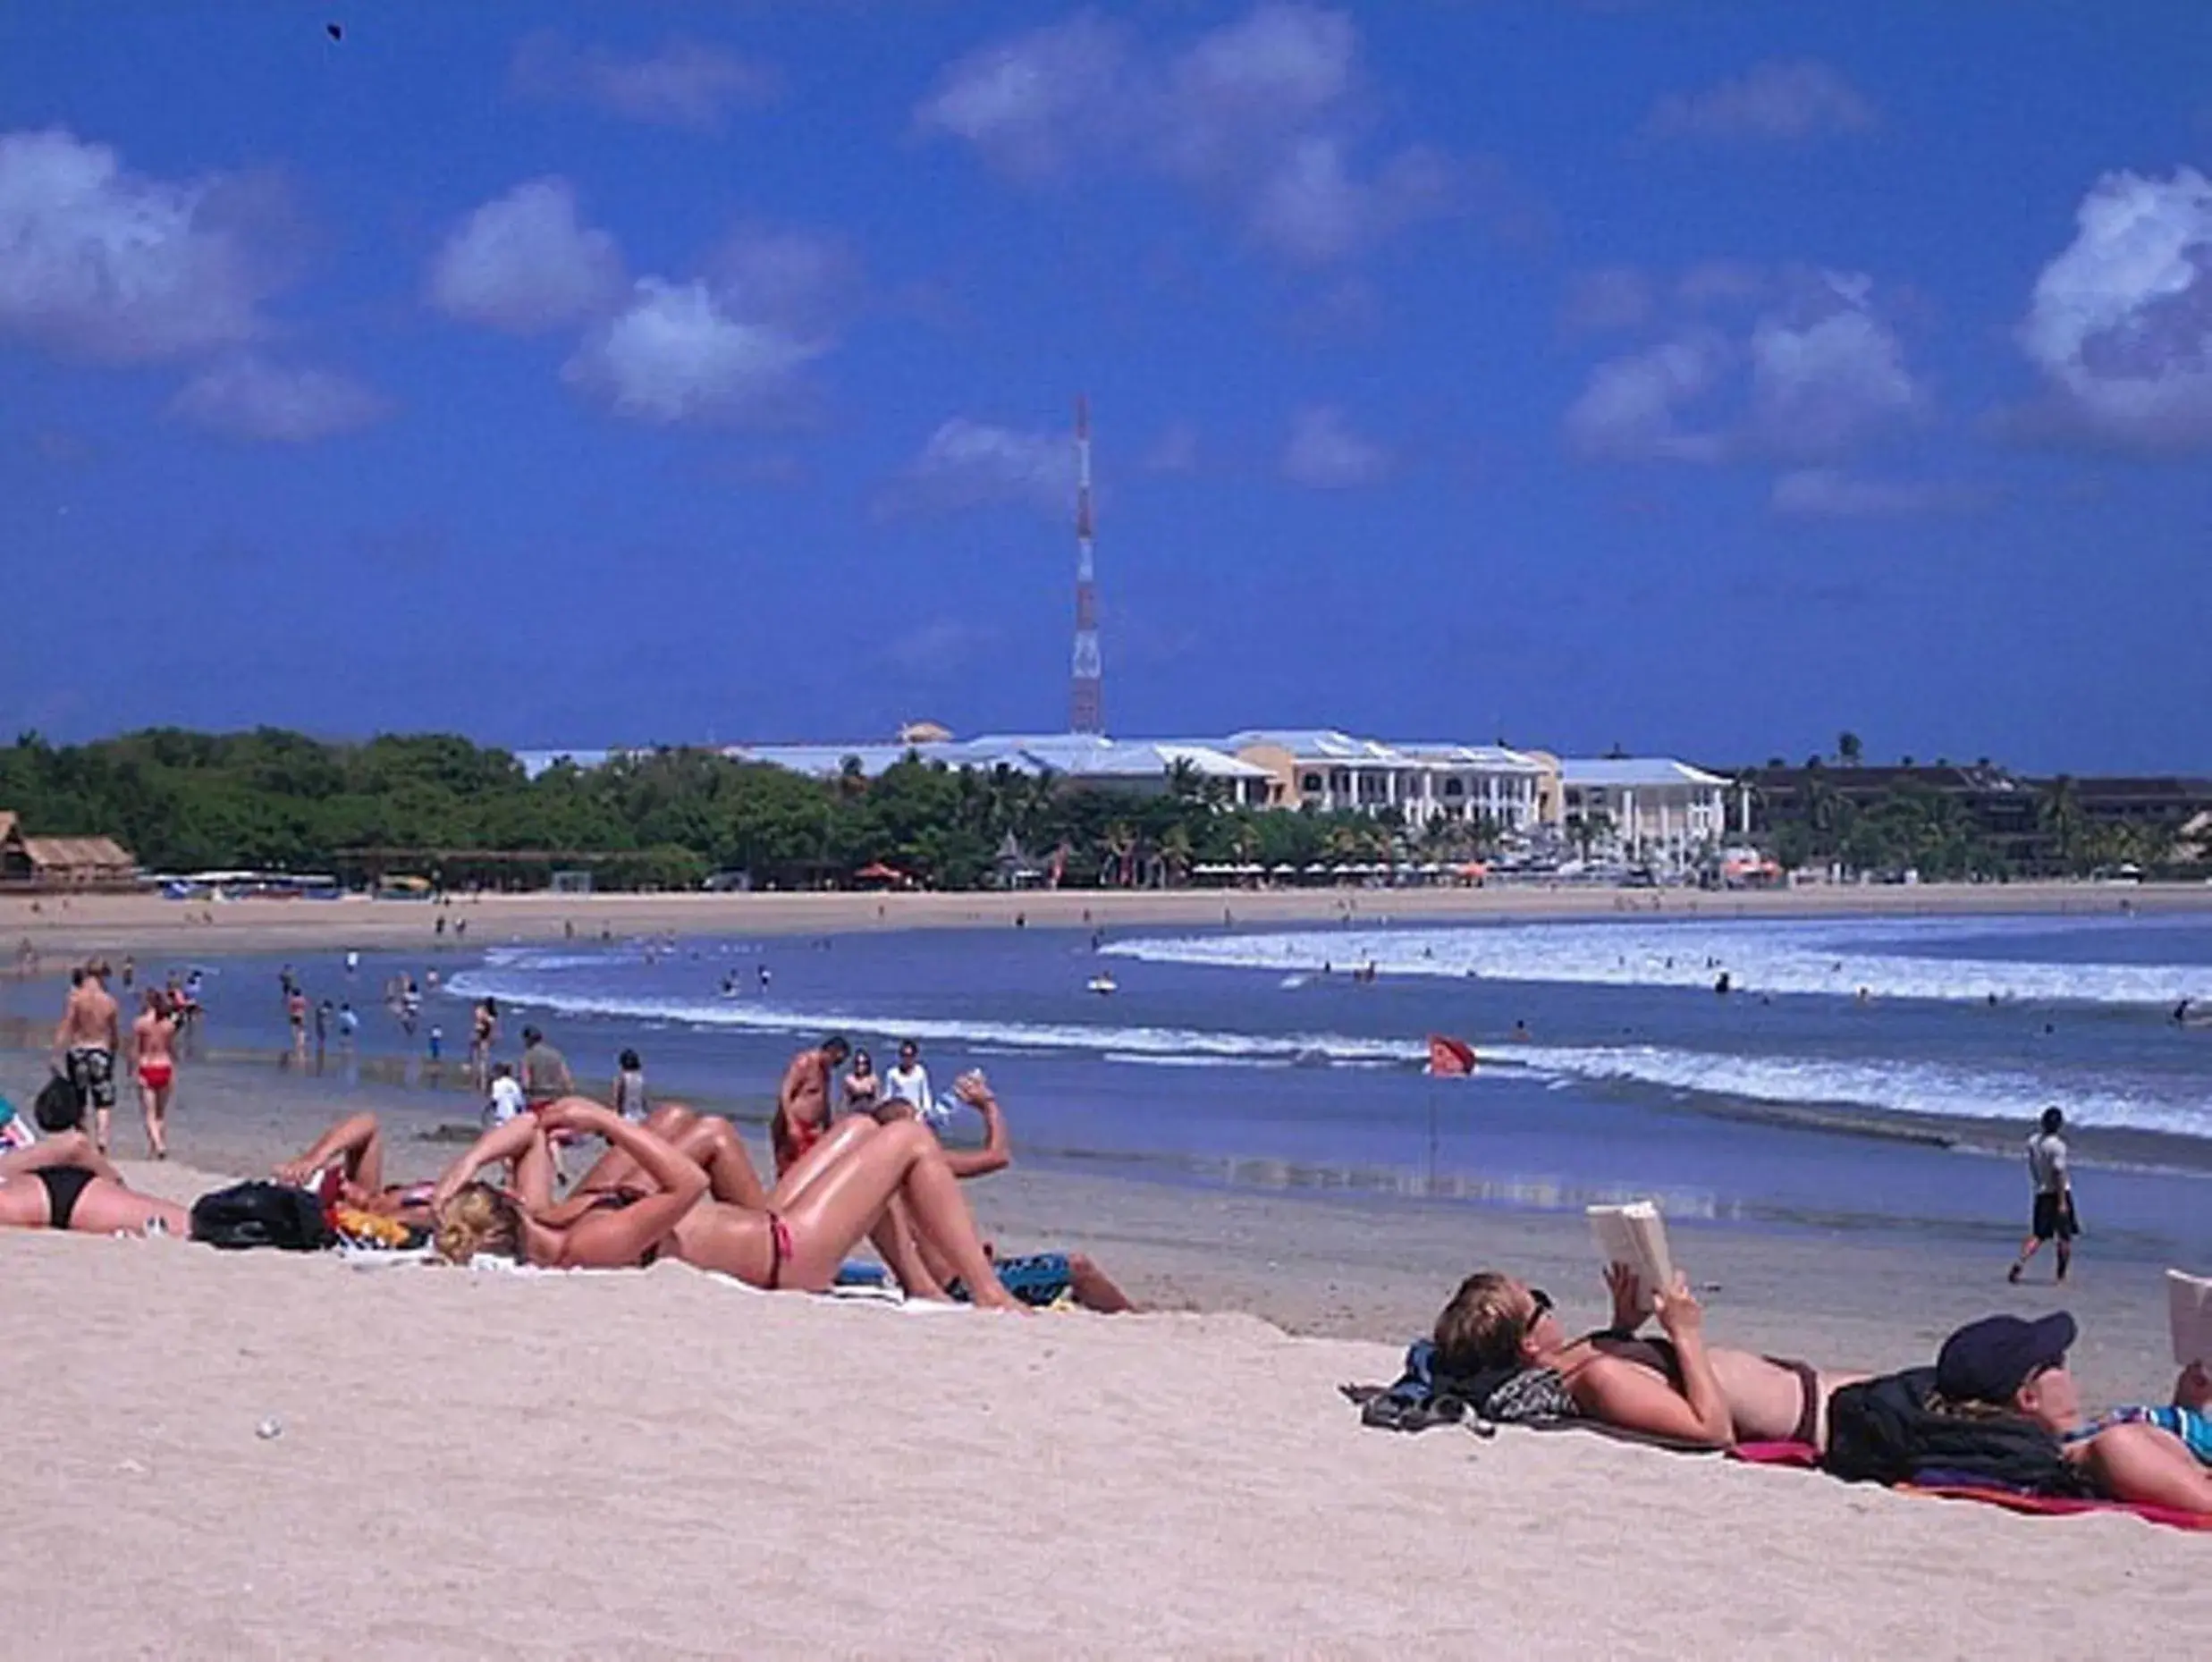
[1524,1287,1554,1333]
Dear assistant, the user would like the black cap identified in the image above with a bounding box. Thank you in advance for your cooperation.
[521,1025,543,1044]
[1936,1312,2076,1404]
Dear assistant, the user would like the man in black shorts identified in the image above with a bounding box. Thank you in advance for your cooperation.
[2008,1106,2077,1284]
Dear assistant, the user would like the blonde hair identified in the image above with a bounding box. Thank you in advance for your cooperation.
[434,1183,522,1266]
[1433,1271,1530,1376]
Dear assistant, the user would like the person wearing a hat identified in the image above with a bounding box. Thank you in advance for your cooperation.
[1936,1312,2212,1514]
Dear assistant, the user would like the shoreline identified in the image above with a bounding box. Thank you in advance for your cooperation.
[4,877,2203,958]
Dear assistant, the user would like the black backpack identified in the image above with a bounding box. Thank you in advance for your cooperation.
[1823,1366,2090,1497]
[34,1072,83,1132]
[189,1182,336,1253]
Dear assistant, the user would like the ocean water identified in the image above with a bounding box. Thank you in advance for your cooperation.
[22,911,2212,1262]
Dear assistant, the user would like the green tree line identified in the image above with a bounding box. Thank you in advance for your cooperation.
[0,728,1499,891]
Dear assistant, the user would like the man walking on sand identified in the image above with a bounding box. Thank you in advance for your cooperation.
[519,1025,575,1109]
[771,1034,849,1175]
[51,963,121,1154]
[2009,1106,2078,1284]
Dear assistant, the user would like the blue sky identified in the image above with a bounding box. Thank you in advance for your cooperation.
[3,3,2209,771]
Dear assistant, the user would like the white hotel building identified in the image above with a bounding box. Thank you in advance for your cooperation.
[1221,730,1550,833]
[1558,757,1735,868]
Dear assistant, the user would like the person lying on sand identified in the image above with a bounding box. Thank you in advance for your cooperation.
[0,1129,189,1237]
[1432,1266,1867,1451]
[1931,1312,2212,1515]
[428,1098,1025,1310]
[274,1111,441,1225]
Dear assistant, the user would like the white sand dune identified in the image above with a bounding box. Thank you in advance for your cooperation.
[7,1203,2207,1661]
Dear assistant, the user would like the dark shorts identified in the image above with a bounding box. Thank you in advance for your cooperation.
[2032,1192,2077,1241]
[65,1045,117,1110]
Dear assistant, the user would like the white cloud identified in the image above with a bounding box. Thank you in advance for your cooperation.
[1770,468,1980,519]
[168,356,388,443]
[889,418,1076,516]
[1566,267,1923,463]
[1280,403,1392,487]
[0,127,286,362]
[1563,333,1731,461]
[1646,59,1878,143]
[2014,167,2212,451]
[426,177,625,333]
[1748,273,1922,459]
[511,32,778,133]
[561,278,818,425]
[916,4,1476,264]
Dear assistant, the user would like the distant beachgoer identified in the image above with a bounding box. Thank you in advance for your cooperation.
[2008,1106,2077,1284]
[51,964,121,1154]
[426,968,440,993]
[484,1062,526,1128]
[758,964,773,991]
[399,977,421,1035]
[564,918,575,940]
[120,956,134,990]
[454,918,467,941]
[130,990,179,1160]
[772,1035,850,1174]
[280,964,298,1000]
[1511,1020,1531,1042]
[315,998,332,1053]
[883,1039,938,1126]
[427,1025,443,1062]
[435,914,448,938]
[470,997,498,1085]
[613,1049,649,1123]
[345,949,359,974]
[287,987,309,1054]
[843,1049,880,1112]
[519,1025,575,1109]
[338,1001,359,1045]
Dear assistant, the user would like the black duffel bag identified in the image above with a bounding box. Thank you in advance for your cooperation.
[190,1181,336,1252]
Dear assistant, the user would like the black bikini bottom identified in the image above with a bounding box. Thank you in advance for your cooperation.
[37,1165,96,1230]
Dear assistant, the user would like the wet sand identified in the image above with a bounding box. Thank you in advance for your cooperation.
[5,878,2202,962]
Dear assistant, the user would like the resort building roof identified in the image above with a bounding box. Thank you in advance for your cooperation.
[1560,757,1731,789]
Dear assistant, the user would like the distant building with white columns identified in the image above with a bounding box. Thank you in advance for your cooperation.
[1559,757,1734,868]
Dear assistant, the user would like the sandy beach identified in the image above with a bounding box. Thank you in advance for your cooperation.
[6,1154,2208,1660]
[6,894,2210,1657]
[6,878,2206,960]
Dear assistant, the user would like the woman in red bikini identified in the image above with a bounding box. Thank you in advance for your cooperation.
[131,989,180,1160]
[428,1098,1023,1308]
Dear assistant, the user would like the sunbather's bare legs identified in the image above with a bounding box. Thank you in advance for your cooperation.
[2075,1420,2212,1514]
[688,1116,1012,1305]
[274,1110,386,1197]
[570,1104,768,1210]
[770,1116,948,1297]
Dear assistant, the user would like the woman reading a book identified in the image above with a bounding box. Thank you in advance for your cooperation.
[1431,1264,1867,1450]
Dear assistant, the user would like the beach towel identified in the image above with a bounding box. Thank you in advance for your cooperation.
[1898,1483,2212,1532]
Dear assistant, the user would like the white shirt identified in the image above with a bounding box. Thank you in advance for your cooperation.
[884,1062,939,1123]
[486,1076,528,1126]
[2027,1130,2069,1194]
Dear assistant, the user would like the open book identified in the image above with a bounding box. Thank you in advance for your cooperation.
[2169,1270,2212,1369]
[1588,1201,1676,1310]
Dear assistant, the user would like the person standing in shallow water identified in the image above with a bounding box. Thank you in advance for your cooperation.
[2009,1106,2078,1284]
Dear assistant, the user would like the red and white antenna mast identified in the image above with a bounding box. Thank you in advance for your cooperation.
[1069,394,1103,735]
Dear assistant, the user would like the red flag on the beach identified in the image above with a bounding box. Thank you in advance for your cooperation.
[1427,1035,1476,1076]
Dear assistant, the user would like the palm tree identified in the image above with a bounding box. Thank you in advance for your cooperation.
[1159,823,1194,887]
[1836,731,1863,766]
